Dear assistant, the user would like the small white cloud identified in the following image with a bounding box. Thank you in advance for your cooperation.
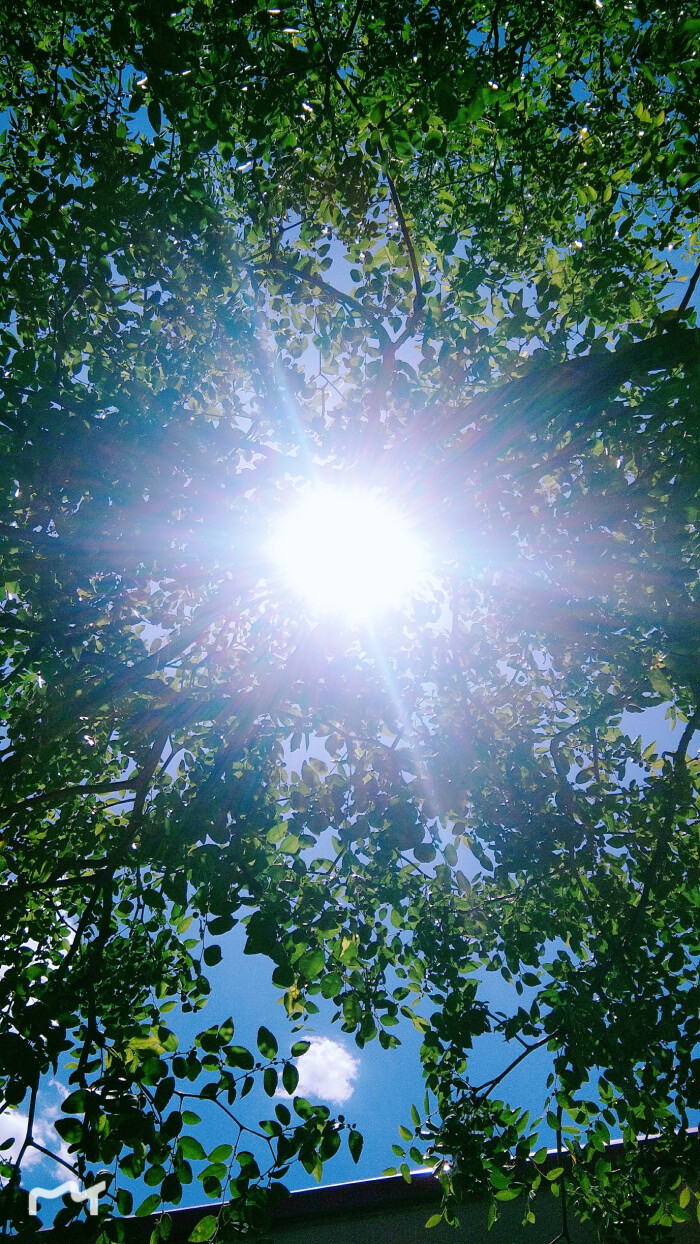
[280,1037,359,1105]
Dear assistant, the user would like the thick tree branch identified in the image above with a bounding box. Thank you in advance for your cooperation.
[338,0,364,57]
[0,867,115,901]
[12,1080,38,1173]
[630,700,700,923]
[52,881,105,987]
[0,779,138,821]
[0,595,233,761]
[383,163,424,331]
[432,327,700,486]
[678,260,700,316]
[267,257,384,327]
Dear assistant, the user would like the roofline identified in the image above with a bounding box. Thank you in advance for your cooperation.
[39,1128,699,1240]
[147,1127,700,1226]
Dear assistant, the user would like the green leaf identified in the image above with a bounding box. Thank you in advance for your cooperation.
[257,1026,278,1059]
[348,1129,363,1163]
[226,1046,254,1070]
[413,844,436,863]
[136,1194,162,1217]
[61,1089,86,1114]
[148,99,162,132]
[282,1062,299,1094]
[490,1168,512,1189]
[208,1144,233,1163]
[116,1188,133,1216]
[649,667,673,698]
[297,947,325,978]
[342,995,361,1026]
[188,1214,218,1241]
[145,1165,166,1187]
[321,971,343,998]
[180,1136,207,1161]
[272,964,295,987]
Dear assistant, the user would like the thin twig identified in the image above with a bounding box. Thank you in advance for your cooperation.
[473,1034,551,1098]
[25,1142,78,1176]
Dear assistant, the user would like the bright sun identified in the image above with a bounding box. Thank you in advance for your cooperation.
[268,485,426,621]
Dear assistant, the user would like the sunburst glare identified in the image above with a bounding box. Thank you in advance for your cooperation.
[268,485,427,621]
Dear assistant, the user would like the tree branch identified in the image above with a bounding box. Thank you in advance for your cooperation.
[630,700,700,924]
[52,882,104,987]
[473,1034,551,1099]
[0,779,138,820]
[1,595,232,758]
[25,1141,78,1177]
[678,260,700,316]
[267,257,383,326]
[306,0,424,338]
[13,1080,38,1173]
[338,0,364,58]
[383,163,424,331]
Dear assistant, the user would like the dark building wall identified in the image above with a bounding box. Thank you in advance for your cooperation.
[37,1166,700,1243]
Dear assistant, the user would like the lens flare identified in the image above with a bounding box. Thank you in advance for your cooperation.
[268,486,426,621]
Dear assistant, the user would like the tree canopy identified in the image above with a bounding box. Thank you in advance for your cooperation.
[1,0,700,1239]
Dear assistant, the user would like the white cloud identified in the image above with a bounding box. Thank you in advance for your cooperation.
[280,1037,359,1105]
[0,1110,48,1170]
[0,1095,71,1173]
[48,1079,70,1101]
[0,1110,27,1165]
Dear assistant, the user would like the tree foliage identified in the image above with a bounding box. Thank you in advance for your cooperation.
[1,0,699,1239]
